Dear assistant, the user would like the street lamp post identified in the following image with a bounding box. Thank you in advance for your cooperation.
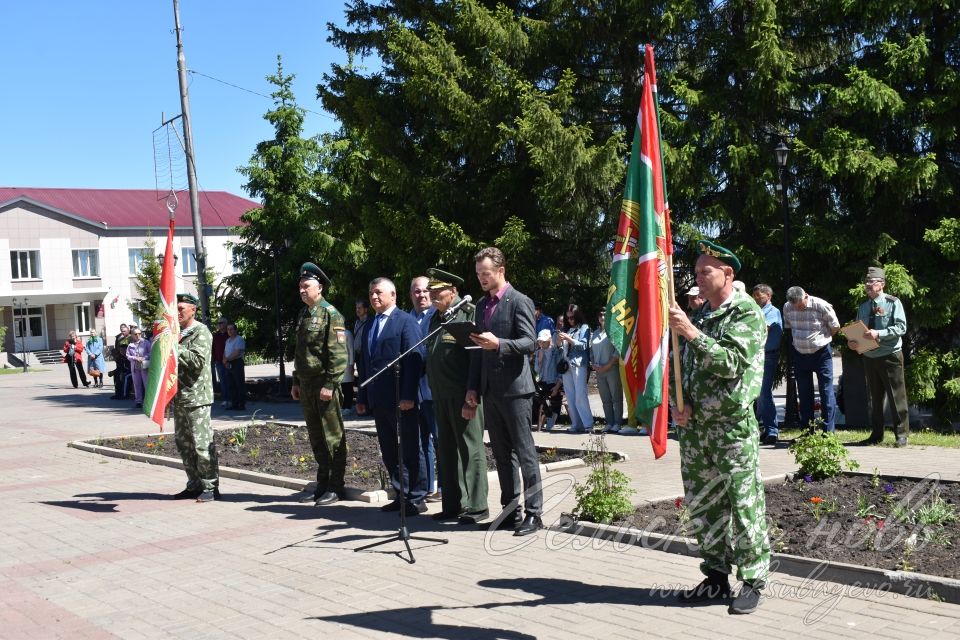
[272,251,285,396]
[272,239,292,397]
[13,297,29,373]
[776,141,800,428]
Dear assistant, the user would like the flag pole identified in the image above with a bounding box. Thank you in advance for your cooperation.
[666,252,684,413]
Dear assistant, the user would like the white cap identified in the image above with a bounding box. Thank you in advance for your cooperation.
[733,280,746,292]
[537,329,552,342]
[686,286,699,297]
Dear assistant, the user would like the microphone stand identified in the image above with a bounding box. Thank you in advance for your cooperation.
[354,311,461,564]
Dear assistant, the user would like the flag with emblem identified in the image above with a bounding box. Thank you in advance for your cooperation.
[605,45,672,459]
[143,216,179,428]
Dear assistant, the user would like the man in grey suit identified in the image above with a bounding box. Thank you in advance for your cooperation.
[466,246,542,536]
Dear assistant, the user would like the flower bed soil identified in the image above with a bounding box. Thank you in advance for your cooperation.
[94,423,582,491]
[620,474,960,579]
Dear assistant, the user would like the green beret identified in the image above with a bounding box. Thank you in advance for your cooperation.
[299,262,331,287]
[426,267,463,290]
[697,240,742,274]
[176,293,200,306]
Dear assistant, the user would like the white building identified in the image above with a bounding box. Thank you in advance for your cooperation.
[1,187,258,358]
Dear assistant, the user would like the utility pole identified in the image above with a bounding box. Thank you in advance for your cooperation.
[172,0,210,323]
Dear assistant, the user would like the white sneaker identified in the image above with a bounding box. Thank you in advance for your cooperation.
[618,426,640,435]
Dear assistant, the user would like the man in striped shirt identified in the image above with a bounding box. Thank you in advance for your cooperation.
[783,286,840,432]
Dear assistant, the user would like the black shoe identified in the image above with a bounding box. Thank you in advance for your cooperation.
[858,436,883,446]
[762,434,778,445]
[514,514,543,537]
[171,488,202,500]
[431,510,461,521]
[214,488,221,501]
[314,490,339,506]
[299,488,326,503]
[380,499,402,512]
[729,581,764,614]
[83,382,90,388]
[458,509,489,525]
[678,570,731,603]
[480,510,520,531]
[196,490,215,503]
[403,501,428,516]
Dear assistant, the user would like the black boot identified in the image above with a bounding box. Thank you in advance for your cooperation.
[678,569,731,603]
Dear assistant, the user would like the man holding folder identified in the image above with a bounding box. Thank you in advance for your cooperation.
[847,266,909,446]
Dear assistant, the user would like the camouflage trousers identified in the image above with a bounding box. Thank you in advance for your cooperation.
[678,412,770,583]
[299,384,346,493]
[174,403,218,492]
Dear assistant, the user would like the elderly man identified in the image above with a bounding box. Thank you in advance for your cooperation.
[467,246,542,536]
[783,286,841,432]
[172,293,219,503]
[356,277,427,515]
[424,268,490,524]
[848,266,909,446]
[668,240,770,615]
[686,286,704,315]
[292,262,349,506]
[751,284,783,444]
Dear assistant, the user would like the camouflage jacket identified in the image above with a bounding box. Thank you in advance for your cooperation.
[293,298,347,391]
[676,290,765,424]
[176,322,213,407]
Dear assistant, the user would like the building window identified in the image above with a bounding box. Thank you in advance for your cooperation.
[10,250,41,280]
[72,249,100,278]
[128,248,154,275]
[181,247,198,275]
[74,304,92,333]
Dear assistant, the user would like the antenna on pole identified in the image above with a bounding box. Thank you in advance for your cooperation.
[172,0,210,322]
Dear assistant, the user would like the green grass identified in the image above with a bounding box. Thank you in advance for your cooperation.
[778,427,960,449]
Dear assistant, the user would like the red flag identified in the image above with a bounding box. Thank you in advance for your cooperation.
[142,218,179,428]
[606,45,672,458]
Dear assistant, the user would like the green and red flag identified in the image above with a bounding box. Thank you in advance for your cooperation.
[143,216,179,428]
[605,45,672,459]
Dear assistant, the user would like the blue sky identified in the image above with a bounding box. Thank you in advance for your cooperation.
[2,1,357,200]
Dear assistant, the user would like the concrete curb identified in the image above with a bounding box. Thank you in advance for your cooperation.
[551,472,960,604]
[67,440,389,503]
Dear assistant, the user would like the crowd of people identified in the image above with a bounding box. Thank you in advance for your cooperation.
[53,236,909,615]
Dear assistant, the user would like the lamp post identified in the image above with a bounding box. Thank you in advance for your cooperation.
[776,141,800,428]
[272,239,292,396]
[13,297,29,373]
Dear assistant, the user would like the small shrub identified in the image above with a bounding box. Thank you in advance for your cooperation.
[788,430,860,479]
[573,435,635,524]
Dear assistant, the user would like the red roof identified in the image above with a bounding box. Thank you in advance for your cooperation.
[0,187,260,229]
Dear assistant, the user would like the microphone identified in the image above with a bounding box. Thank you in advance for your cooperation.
[442,294,472,320]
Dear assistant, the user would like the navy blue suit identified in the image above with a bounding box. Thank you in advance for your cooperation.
[357,307,427,504]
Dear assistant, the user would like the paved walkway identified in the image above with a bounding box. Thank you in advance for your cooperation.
[2,365,959,639]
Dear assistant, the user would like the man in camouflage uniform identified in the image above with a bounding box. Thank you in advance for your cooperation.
[667,240,770,615]
[424,268,489,525]
[292,262,349,506]
[172,293,219,503]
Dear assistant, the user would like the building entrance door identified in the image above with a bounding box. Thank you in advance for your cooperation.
[13,305,46,351]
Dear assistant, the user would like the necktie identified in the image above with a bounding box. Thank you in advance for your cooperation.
[368,314,384,354]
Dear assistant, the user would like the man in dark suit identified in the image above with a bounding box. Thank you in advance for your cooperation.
[466,246,542,536]
[356,277,428,515]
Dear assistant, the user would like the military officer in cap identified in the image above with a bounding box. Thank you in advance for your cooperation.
[848,266,909,446]
[172,292,219,503]
[667,240,770,615]
[292,262,349,506]
[424,268,490,524]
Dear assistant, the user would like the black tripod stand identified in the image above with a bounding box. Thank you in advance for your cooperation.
[354,318,453,563]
